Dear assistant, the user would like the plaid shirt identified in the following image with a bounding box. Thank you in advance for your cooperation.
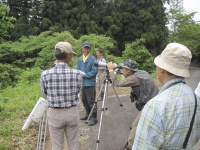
[40,62,82,108]
[133,77,200,150]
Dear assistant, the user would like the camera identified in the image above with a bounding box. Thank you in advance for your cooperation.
[94,60,122,69]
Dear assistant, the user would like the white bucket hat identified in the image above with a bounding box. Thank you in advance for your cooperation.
[154,43,192,78]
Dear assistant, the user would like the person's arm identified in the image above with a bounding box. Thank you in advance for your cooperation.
[195,82,200,97]
[132,103,164,149]
[109,71,140,87]
[77,71,83,90]
[40,72,47,96]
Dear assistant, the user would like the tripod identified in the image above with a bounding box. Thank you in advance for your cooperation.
[83,68,131,150]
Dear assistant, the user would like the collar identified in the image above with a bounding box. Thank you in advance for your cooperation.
[159,77,185,93]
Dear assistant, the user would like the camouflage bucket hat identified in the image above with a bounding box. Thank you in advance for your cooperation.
[119,59,138,71]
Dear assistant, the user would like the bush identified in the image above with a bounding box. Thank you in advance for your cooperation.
[122,38,155,73]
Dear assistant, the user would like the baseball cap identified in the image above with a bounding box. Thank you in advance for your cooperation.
[154,43,192,77]
[82,41,91,48]
[55,42,76,54]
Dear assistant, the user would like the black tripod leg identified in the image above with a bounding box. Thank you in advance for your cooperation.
[85,82,105,124]
[80,81,105,137]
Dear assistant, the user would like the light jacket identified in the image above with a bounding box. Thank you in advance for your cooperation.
[77,54,98,87]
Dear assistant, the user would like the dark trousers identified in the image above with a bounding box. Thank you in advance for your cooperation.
[82,86,97,114]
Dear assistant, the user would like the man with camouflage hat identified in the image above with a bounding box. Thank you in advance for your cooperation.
[107,59,159,150]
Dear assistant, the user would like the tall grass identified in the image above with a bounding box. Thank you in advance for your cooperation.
[0,79,44,149]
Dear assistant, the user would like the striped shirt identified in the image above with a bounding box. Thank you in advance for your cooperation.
[40,62,82,108]
[132,77,200,150]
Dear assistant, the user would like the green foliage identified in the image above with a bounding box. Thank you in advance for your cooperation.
[0,3,16,43]
[122,39,155,73]
[0,79,42,149]
[74,34,117,57]
[0,63,22,90]
[0,30,119,90]
[175,23,200,60]
[35,31,77,70]
[0,30,77,89]
[3,0,168,56]
[17,67,42,84]
[167,8,200,61]
[106,55,123,64]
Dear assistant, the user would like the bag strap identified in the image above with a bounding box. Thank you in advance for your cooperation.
[183,93,197,149]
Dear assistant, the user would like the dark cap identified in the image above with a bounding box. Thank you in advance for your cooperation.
[119,59,138,71]
[82,41,91,48]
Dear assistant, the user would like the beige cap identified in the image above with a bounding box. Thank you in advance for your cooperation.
[154,43,192,77]
[55,42,76,54]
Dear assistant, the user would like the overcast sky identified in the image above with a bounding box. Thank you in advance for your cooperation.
[183,0,200,21]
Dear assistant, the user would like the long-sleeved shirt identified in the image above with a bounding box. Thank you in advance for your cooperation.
[132,77,200,150]
[109,71,140,87]
[77,54,98,87]
[40,62,82,108]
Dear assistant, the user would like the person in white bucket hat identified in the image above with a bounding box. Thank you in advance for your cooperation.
[132,43,200,149]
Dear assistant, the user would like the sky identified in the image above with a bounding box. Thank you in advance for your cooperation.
[183,0,200,21]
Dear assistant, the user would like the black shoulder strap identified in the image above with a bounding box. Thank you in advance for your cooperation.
[183,93,197,149]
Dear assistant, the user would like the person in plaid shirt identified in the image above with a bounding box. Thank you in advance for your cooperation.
[40,42,82,150]
[132,43,200,150]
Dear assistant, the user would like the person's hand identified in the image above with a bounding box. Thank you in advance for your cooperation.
[81,73,85,77]
[107,62,115,71]
[79,70,85,77]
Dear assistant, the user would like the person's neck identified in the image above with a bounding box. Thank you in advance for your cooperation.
[83,53,90,57]
[162,74,177,85]
[56,59,70,65]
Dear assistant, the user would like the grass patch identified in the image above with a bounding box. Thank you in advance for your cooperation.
[0,80,43,149]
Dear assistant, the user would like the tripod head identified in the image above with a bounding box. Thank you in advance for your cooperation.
[104,68,112,84]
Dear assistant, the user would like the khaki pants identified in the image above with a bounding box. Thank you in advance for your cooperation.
[128,111,142,148]
[47,106,79,150]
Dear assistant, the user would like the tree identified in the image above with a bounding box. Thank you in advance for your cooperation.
[175,23,200,61]
[113,0,168,55]
[167,7,196,42]
[122,38,155,73]
[7,0,31,39]
[166,2,200,61]
[3,0,168,56]
[0,3,16,42]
